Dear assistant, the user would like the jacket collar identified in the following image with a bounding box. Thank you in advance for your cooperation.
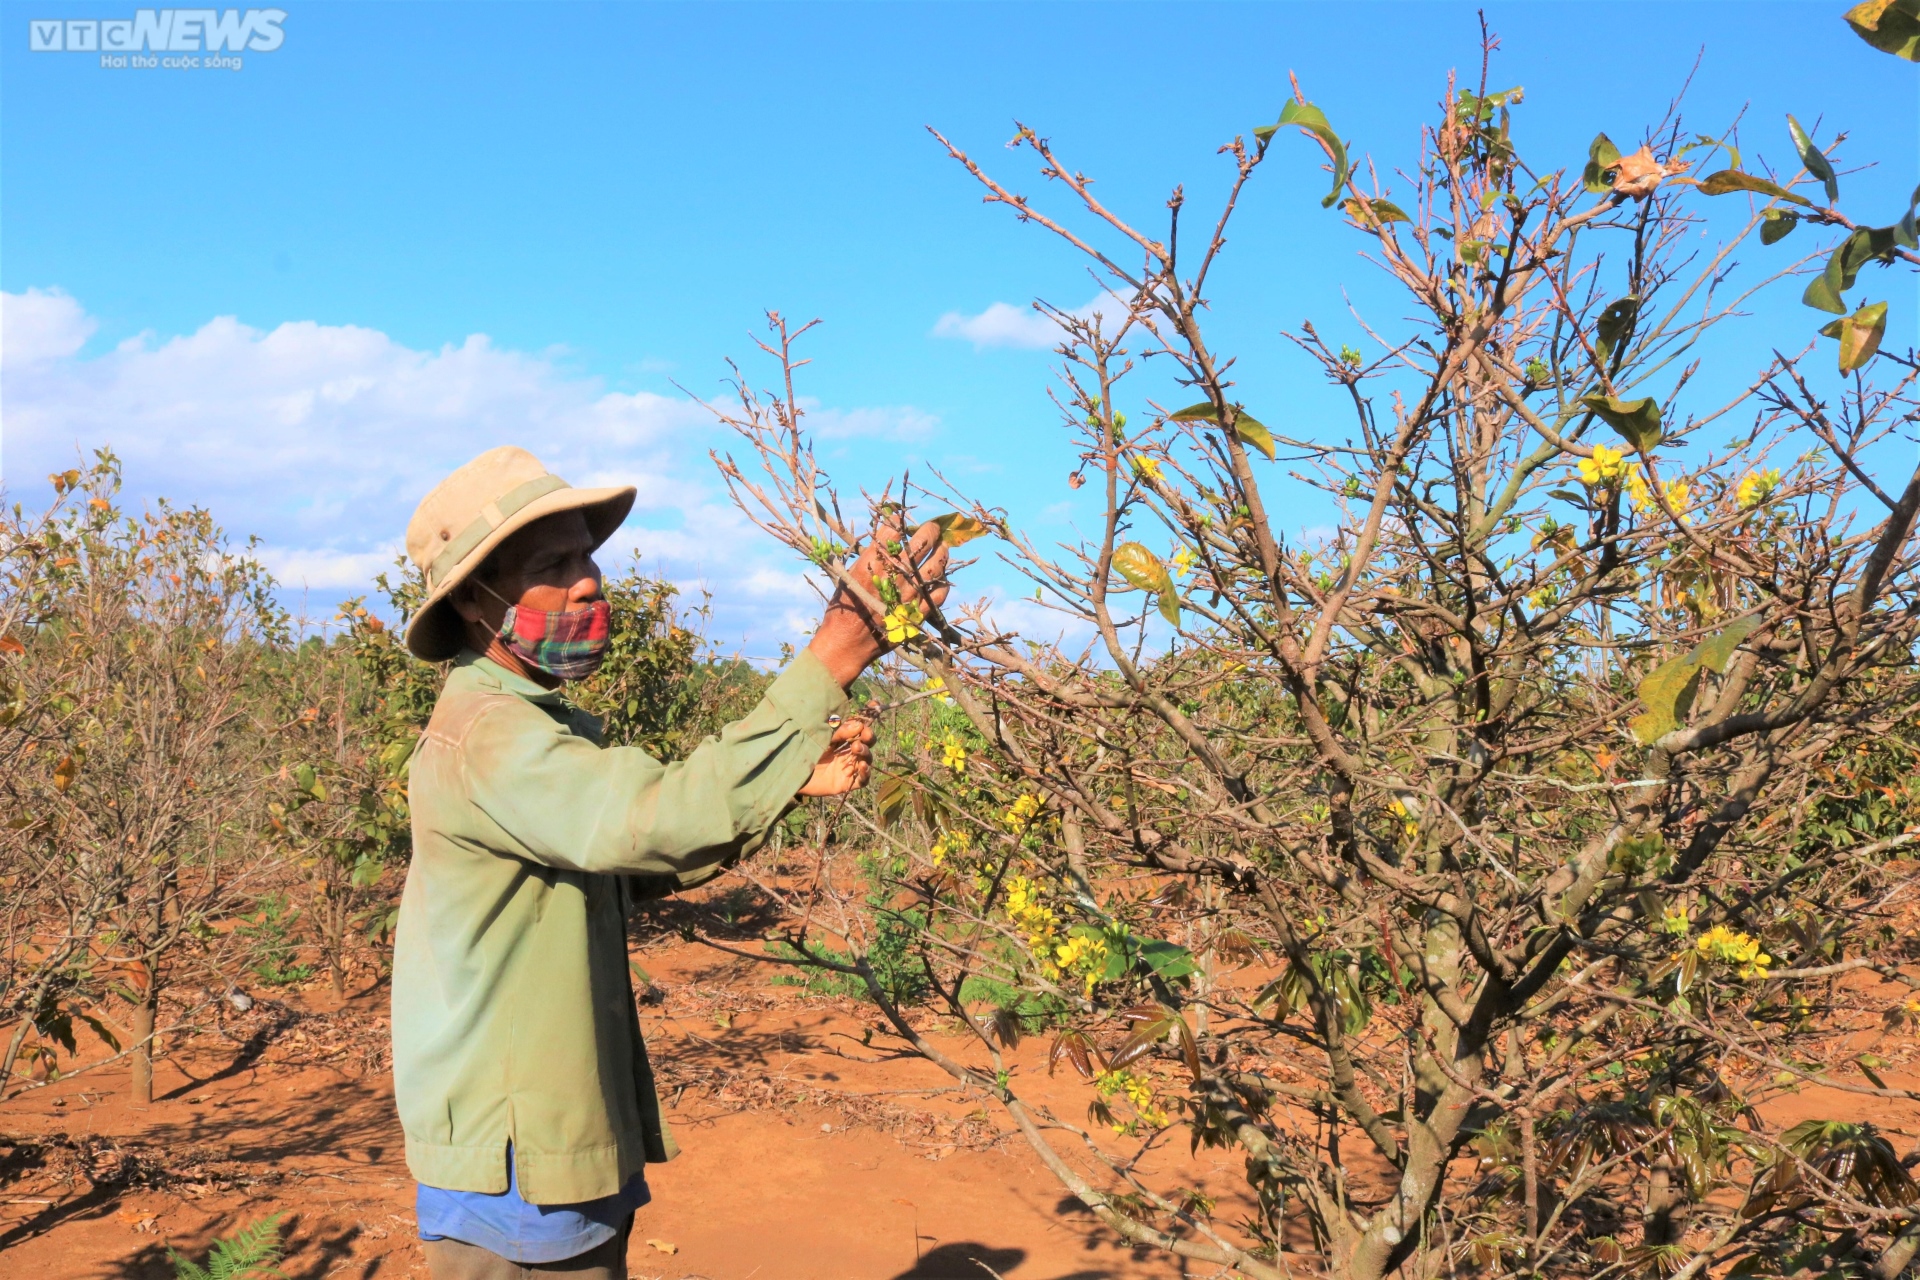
[454,649,565,707]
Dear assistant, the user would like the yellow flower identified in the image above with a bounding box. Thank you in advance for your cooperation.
[926,675,953,706]
[1389,798,1419,838]
[1095,1067,1168,1130]
[1695,924,1772,979]
[929,829,970,867]
[1737,468,1782,511]
[1661,905,1691,937]
[941,732,968,774]
[1626,466,1690,519]
[1004,792,1043,833]
[1004,874,1060,955]
[1578,443,1628,486]
[884,602,923,645]
[1170,546,1197,579]
[1131,455,1162,482]
[1054,932,1108,996]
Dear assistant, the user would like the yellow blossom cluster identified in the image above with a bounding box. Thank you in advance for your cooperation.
[1695,924,1772,979]
[1737,468,1782,511]
[1170,546,1197,579]
[1389,798,1419,839]
[1578,443,1629,486]
[1131,455,1162,482]
[1053,932,1108,997]
[1003,792,1043,833]
[1094,1067,1168,1130]
[929,828,971,867]
[1003,875,1059,956]
[925,675,953,705]
[1626,468,1690,520]
[940,731,968,774]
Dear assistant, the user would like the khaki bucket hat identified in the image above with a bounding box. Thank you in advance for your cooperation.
[403,446,635,661]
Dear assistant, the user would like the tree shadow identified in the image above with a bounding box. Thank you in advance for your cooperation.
[0,1177,121,1253]
[628,880,787,945]
[99,1212,361,1280]
[157,1003,298,1100]
[891,1243,1027,1279]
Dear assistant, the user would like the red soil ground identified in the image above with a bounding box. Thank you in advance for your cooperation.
[7,894,1919,1279]
[0,930,1259,1280]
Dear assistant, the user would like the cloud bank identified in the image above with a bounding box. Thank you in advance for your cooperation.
[0,288,912,649]
[930,292,1133,351]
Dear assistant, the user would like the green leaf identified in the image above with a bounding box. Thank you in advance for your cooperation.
[1112,543,1174,596]
[1804,262,1849,314]
[1696,169,1813,207]
[1139,939,1198,981]
[1846,0,1920,60]
[1342,195,1411,225]
[930,512,992,546]
[1632,656,1707,746]
[1694,616,1761,675]
[1233,412,1275,461]
[1787,114,1838,204]
[1631,619,1760,745]
[1270,99,1352,208]
[1170,401,1274,460]
[1760,210,1800,245]
[1583,132,1623,194]
[1897,183,1919,249]
[1819,300,1889,373]
[1595,296,1639,368]
[1579,394,1663,451]
[1805,226,1899,313]
[1157,585,1182,629]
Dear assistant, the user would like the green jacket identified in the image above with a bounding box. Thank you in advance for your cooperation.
[392,648,845,1204]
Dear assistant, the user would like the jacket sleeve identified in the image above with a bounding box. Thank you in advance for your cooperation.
[461,649,846,876]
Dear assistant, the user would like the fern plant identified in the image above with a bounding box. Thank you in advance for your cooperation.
[168,1214,286,1280]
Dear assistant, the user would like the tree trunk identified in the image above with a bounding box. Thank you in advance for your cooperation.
[130,984,156,1104]
[0,1018,32,1094]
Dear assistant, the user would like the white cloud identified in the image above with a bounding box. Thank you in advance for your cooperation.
[3,287,96,369]
[930,292,1133,351]
[0,288,938,648]
[257,544,405,592]
[803,402,940,441]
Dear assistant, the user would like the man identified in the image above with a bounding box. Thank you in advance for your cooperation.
[391,446,947,1279]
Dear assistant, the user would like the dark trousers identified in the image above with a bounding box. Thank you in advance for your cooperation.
[422,1215,632,1280]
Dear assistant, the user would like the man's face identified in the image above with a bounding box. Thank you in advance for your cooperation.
[451,509,603,638]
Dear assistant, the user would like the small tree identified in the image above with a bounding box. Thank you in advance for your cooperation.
[0,453,287,1102]
[713,29,1920,1280]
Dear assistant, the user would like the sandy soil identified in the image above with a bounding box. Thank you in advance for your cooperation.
[8,897,1920,1280]
[0,930,1254,1280]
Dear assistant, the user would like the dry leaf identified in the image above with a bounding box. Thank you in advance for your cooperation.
[1609,145,1690,200]
[646,1238,679,1254]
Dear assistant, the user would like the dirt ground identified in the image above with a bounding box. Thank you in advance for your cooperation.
[9,896,1920,1280]
[0,926,1260,1280]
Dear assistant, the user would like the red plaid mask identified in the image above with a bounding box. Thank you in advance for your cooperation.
[495,597,612,681]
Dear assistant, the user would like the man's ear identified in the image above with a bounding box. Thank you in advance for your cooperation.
[450,579,486,625]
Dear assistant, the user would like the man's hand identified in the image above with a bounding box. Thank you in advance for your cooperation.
[806,518,952,689]
[797,716,877,797]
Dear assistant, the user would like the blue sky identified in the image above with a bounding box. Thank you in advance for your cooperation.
[3,1,1914,653]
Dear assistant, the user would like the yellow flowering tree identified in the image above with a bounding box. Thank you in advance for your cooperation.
[709,24,1920,1280]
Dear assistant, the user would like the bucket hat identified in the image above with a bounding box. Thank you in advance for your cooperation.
[404,446,635,661]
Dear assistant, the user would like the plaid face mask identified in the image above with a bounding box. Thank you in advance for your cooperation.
[497,598,612,681]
